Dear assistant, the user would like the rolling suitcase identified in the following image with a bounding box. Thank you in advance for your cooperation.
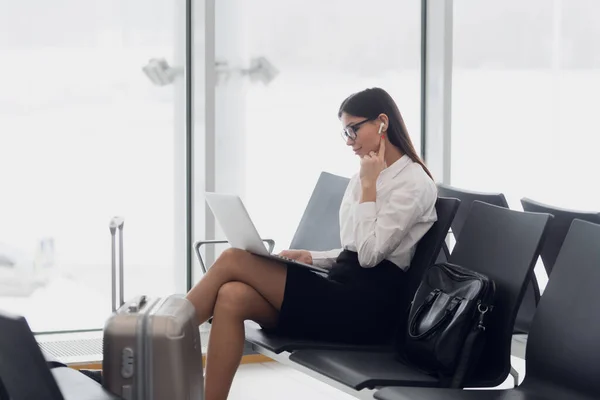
[102,216,204,400]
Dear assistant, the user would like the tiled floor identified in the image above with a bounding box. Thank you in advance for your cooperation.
[226,357,526,399]
[228,362,359,400]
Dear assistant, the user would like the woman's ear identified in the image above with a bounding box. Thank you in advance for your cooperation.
[378,113,389,132]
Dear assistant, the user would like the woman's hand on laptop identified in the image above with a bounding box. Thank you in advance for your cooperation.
[279,250,312,265]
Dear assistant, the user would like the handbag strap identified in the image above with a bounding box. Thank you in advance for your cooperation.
[408,290,463,340]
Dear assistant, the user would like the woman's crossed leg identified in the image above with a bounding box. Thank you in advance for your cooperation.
[186,248,288,400]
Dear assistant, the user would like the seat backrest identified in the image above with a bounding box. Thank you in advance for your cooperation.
[521,197,600,276]
[289,171,350,251]
[403,197,461,304]
[437,183,509,239]
[0,378,8,400]
[437,185,542,335]
[449,201,551,387]
[524,219,600,398]
[396,197,461,342]
[0,311,64,400]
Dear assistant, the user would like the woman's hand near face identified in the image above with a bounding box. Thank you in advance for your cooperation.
[359,137,386,189]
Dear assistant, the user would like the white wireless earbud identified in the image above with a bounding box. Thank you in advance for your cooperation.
[378,122,385,135]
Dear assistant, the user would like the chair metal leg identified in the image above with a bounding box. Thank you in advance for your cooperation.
[510,365,520,387]
[511,334,528,360]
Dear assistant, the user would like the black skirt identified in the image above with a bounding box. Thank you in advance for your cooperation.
[273,250,407,345]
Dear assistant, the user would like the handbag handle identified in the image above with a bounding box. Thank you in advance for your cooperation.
[409,290,463,340]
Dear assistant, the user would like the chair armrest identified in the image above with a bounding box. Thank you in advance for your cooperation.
[42,349,67,369]
[194,239,275,274]
[52,367,121,400]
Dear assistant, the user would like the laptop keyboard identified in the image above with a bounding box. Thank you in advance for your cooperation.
[277,255,296,262]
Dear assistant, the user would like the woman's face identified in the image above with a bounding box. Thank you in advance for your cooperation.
[340,112,387,157]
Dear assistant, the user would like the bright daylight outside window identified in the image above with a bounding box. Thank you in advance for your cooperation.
[221,0,423,253]
[0,0,180,332]
[452,0,600,290]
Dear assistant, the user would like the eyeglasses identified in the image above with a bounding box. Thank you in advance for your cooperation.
[341,118,373,142]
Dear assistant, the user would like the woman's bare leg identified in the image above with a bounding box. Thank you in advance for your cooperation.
[186,248,287,324]
[205,282,278,400]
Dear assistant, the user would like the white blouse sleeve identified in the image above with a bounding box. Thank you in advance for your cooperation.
[353,186,426,268]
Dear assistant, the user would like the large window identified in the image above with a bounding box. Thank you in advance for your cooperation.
[452,0,600,211]
[212,0,423,252]
[451,0,600,289]
[0,0,183,332]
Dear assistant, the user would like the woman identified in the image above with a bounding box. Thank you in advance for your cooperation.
[186,87,438,400]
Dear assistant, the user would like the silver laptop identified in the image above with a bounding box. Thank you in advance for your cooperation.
[204,192,328,274]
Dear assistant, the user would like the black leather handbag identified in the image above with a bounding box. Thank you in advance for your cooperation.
[404,262,495,387]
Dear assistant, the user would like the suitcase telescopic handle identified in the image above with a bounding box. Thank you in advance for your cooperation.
[109,216,125,312]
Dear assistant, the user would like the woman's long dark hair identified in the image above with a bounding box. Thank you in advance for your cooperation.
[338,87,433,180]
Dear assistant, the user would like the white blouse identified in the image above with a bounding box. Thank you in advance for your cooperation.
[309,155,438,270]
